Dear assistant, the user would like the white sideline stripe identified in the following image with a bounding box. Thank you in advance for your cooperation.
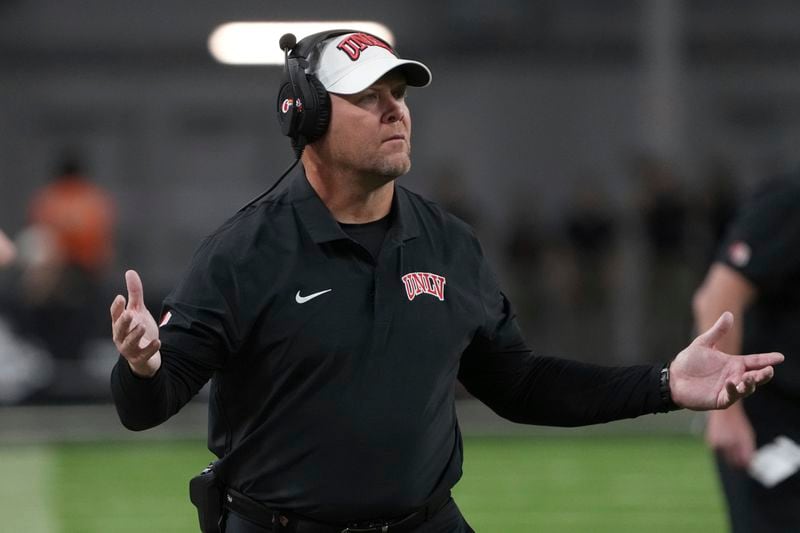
[0,445,57,532]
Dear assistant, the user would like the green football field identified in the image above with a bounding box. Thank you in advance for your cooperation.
[0,435,728,532]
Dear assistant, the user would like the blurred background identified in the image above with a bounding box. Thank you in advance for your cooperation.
[0,1,798,531]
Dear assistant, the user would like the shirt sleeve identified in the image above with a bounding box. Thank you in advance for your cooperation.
[458,248,671,427]
[110,235,242,430]
[717,178,800,289]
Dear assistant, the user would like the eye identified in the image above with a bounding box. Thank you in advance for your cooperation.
[392,86,408,100]
[358,92,379,105]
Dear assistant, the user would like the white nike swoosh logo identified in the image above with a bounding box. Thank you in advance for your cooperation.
[295,289,332,304]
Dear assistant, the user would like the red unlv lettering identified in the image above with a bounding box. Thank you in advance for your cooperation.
[336,33,395,61]
[402,272,446,301]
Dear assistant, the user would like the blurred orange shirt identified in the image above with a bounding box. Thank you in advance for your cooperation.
[29,175,116,272]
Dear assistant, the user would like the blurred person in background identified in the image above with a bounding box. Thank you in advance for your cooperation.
[12,153,116,401]
[694,157,741,269]
[110,30,783,533]
[0,229,53,404]
[428,161,480,230]
[699,157,740,252]
[504,198,549,354]
[563,181,620,362]
[693,172,800,533]
[633,154,695,361]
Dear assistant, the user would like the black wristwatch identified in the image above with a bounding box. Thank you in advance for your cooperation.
[659,361,679,412]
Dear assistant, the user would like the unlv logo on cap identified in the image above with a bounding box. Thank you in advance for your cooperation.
[337,33,395,61]
[402,272,446,302]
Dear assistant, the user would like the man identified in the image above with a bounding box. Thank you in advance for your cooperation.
[693,174,800,533]
[28,155,115,277]
[111,30,782,533]
[25,154,116,362]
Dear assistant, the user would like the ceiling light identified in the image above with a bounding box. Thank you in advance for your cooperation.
[209,21,394,65]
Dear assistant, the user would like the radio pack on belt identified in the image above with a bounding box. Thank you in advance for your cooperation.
[189,462,224,533]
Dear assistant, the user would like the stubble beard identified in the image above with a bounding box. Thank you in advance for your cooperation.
[319,136,412,186]
[373,137,413,178]
[343,145,412,188]
[375,151,411,181]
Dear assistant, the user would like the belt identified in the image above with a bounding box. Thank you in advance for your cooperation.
[224,487,451,533]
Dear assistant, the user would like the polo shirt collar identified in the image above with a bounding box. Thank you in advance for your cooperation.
[289,164,420,245]
[390,184,420,243]
[289,165,346,244]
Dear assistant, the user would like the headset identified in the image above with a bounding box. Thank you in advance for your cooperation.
[239,30,358,211]
[276,29,359,156]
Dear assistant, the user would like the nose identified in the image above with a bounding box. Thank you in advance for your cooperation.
[383,98,406,124]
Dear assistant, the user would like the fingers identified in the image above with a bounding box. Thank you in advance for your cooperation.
[125,269,145,310]
[120,322,160,356]
[113,309,161,359]
[723,377,754,406]
[112,310,144,350]
[725,368,774,406]
[124,335,161,368]
[120,322,147,353]
[735,375,756,396]
[694,311,734,348]
[140,338,161,359]
[112,310,134,347]
[725,381,739,404]
[743,367,774,388]
[742,352,785,369]
[110,294,126,323]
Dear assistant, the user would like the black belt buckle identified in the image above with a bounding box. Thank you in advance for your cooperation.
[341,520,390,533]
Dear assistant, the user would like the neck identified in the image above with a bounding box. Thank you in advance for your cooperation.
[302,155,395,224]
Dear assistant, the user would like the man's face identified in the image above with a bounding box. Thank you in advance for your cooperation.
[314,71,412,182]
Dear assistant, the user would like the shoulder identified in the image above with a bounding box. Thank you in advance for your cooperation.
[397,186,479,242]
[191,188,296,267]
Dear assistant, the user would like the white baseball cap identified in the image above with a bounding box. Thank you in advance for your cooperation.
[310,32,432,95]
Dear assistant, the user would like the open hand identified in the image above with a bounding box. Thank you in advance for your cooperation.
[669,312,783,411]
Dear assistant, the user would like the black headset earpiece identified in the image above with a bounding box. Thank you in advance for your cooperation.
[276,29,359,155]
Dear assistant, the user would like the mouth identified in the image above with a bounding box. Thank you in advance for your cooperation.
[382,134,406,143]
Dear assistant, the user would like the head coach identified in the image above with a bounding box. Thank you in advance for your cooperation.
[109,29,783,532]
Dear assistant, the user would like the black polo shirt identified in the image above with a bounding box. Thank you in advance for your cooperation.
[717,174,800,406]
[111,165,669,524]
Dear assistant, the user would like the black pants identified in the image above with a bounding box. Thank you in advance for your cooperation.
[716,391,800,533]
[716,453,800,533]
[223,498,474,533]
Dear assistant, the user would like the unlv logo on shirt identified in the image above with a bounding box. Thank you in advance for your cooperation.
[402,272,446,302]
